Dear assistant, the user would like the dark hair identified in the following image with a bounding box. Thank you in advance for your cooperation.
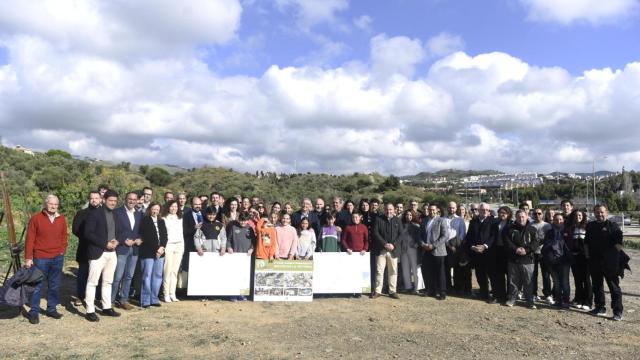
[87,190,100,199]
[518,202,529,210]
[358,199,369,211]
[205,206,217,215]
[370,198,380,205]
[136,190,144,198]
[191,196,202,205]
[570,210,587,229]
[403,209,418,224]
[210,191,219,199]
[125,191,138,199]
[143,186,153,192]
[103,189,118,199]
[145,202,161,217]
[161,200,182,219]
[594,203,608,211]
[239,211,251,222]
[98,184,109,191]
[560,199,573,207]
[497,205,513,221]
[297,217,311,234]
[164,191,174,198]
[325,212,336,221]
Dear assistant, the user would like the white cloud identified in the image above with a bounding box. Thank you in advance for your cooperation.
[521,0,639,25]
[275,0,348,30]
[2,7,640,175]
[426,32,464,58]
[353,15,373,32]
[370,34,425,83]
[0,0,242,59]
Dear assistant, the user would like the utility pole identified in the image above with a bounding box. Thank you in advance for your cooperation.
[592,159,596,206]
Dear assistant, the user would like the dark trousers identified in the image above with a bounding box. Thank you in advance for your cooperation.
[30,255,64,315]
[489,247,508,302]
[423,253,446,296]
[471,253,490,299]
[532,253,552,298]
[590,259,623,314]
[571,254,592,307]
[76,261,89,300]
[453,263,472,295]
[550,263,571,305]
[445,253,454,291]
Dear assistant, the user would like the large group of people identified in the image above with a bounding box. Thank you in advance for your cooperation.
[23,186,627,324]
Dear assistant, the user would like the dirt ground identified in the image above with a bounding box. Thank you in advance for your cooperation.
[1,250,639,360]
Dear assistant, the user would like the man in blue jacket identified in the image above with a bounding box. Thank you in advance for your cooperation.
[84,190,121,321]
[111,191,142,310]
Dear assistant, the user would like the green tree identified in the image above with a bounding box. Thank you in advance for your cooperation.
[146,167,172,186]
[45,149,72,159]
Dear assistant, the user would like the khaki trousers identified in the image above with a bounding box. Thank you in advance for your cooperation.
[376,251,398,294]
[85,251,117,313]
[163,242,184,298]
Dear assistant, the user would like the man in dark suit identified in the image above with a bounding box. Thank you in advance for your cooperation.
[111,191,142,310]
[465,203,497,301]
[71,191,101,305]
[292,197,320,237]
[181,196,203,275]
[84,190,122,321]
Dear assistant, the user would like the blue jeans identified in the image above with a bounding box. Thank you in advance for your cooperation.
[140,257,164,306]
[112,249,138,304]
[76,261,89,300]
[550,263,571,304]
[30,255,64,315]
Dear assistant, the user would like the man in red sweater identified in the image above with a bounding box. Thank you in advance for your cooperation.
[25,194,68,325]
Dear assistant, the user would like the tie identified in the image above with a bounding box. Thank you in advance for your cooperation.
[196,212,203,224]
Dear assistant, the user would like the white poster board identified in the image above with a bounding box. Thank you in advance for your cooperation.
[312,252,371,294]
[253,259,314,302]
[187,252,251,296]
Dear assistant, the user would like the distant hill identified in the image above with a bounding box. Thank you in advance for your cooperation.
[400,169,503,182]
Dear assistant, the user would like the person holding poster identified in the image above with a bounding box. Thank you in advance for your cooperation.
[276,213,298,260]
[296,218,316,260]
[194,207,227,255]
[341,212,368,255]
[319,212,340,252]
[226,212,256,301]
[255,214,277,261]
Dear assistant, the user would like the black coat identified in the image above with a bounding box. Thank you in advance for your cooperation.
[465,216,497,250]
[505,222,538,264]
[72,205,99,263]
[84,207,119,261]
[139,216,168,259]
[372,215,403,256]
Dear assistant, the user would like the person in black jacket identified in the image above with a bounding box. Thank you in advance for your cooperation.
[371,203,403,299]
[181,196,203,274]
[505,210,539,309]
[83,190,121,321]
[139,202,168,308]
[490,206,512,304]
[465,203,497,301]
[585,204,624,321]
[542,213,572,309]
[71,191,101,305]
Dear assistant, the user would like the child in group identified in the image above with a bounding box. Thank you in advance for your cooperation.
[255,213,278,261]
[226,212,256,301]
[341,212,368,255]
[296,218,316,260]
[276,213,297,260]
[194,207,227,256]
[319,212,340,252]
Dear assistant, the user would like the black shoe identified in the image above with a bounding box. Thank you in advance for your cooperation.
[28,313,39,325]
[86,312,100,322]
[487,297,498,304]
[389,292,400,299]
[589,307,607,316]
[45,311,63,319]
[370,292,380,299]
[436,294,446,301]
[612,313,623,321]
[102,308,121,317]
[142,305,150,309]
[151,303,161,307]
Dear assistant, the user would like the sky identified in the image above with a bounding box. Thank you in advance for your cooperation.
[0,0,639,175]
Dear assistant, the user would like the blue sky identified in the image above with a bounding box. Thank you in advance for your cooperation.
[206,0,640,77]
[1,0,639,175]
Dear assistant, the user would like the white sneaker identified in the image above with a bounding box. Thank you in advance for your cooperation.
[582,305,592,310]
[545,296,555,305]
[170,295,180,302]
[164,296,172,303]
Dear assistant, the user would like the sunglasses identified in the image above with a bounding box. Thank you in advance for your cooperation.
[471,208,478,211]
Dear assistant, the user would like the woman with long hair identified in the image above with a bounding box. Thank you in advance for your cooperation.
[400,210,421,294]
[161,200,183,303]
[568,209,592,310]
[222,198,240,226]
[139,202,167,308]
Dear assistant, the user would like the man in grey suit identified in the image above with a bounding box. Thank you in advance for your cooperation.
[421,204,450,300]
